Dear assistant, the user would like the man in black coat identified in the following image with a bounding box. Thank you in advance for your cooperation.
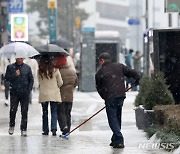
[95,52,140,148]
[5,57,34,137]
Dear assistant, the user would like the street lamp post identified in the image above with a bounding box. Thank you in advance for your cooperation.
[178,13,180,26]
[145,0,149,29]
[143,0,150,76]
[0,1,8,47]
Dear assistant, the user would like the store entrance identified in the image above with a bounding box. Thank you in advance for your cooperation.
[158,31,180,104]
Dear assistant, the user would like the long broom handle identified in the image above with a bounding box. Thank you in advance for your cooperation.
[69,106,105,134]
[68,86,133,135]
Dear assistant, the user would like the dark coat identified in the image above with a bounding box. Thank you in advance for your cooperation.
[5,62,34,95]
[95,62,140,100]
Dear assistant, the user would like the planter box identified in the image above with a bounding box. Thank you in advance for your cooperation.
[144,109,154,129]
[135,106,154,130]
[135,106,145,130]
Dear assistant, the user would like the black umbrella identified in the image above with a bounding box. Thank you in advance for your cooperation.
[35,44,69,56]
[51,38,73,49]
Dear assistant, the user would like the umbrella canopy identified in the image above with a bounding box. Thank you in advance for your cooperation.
[0,42,40,58]
[51,38,73,49]
[35,44,69,56]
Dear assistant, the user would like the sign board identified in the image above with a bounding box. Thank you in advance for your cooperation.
[48,12,57,42]
[79,27,96,92]
[11,14,28,41]
[48,0,57,42]
[75,17,81,30]
[48,0,57,9]
[128,18,140,25]
[82,27,95,32]
[165,0,180,12]
[8,0,23,13]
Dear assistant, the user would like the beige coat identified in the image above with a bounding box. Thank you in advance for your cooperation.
[59,64,78,102]
[38,69,63,103]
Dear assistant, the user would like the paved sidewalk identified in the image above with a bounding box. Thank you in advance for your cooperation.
[0,90,170,154]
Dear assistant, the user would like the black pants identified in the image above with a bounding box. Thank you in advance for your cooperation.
[57,102,72,133]
[4,81,10,100]
[9,93,30,131]
[105,97,125,145]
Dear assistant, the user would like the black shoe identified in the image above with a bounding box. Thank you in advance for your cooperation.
[52,131,56,136]
[42,132,49,135]
[109,142,114,146]
[8,127,14,135]
[113,144,125,149]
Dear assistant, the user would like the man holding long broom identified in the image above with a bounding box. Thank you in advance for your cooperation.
[95,52,140,149]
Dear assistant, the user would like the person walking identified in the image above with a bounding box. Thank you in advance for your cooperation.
[0,56,11,106]
[5,57,34,136]
[38,55,63,136]
[55,55,78,138]
[125,49,134,89]
[125,49,134,69]
[133,51,143,91]
[2,57,11,106]
[95,52,140,148]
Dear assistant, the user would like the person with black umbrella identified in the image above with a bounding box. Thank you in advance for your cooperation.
[38,55,63,136]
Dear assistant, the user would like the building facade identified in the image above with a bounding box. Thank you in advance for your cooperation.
[79,0,129,45]
[80,0,180,53]
[96,0,129,43]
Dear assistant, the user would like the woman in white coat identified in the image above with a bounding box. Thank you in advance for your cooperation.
[38,55,63,136]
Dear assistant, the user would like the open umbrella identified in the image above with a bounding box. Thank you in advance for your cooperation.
[51,38,73,49]
[0,42,40,58]
[35,44,69,56]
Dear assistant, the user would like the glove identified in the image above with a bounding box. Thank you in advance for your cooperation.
[134,80,139,86]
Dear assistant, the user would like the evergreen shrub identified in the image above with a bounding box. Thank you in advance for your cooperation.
[135,71,174,110]
[144,72,174,110]
[134,75,152,107]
